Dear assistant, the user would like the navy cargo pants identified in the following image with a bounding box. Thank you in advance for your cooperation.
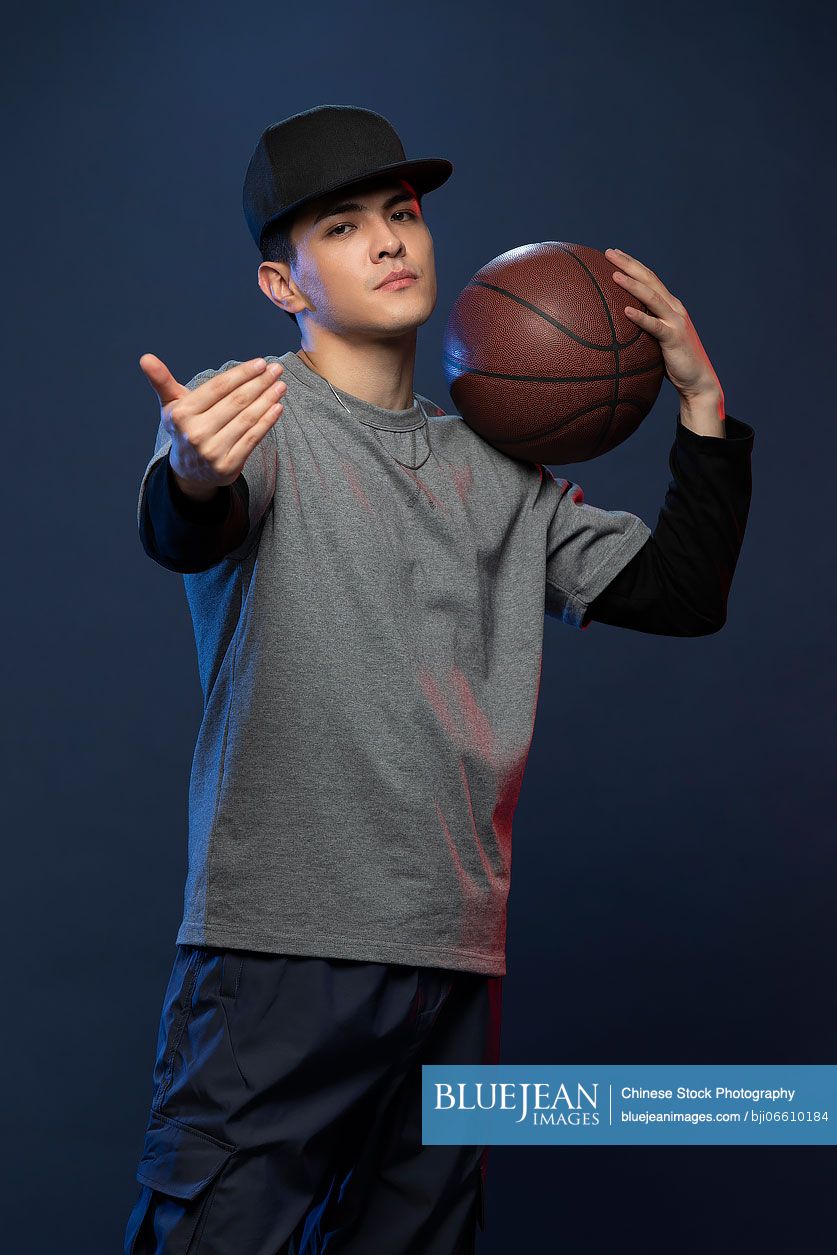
[123,946,503,1253]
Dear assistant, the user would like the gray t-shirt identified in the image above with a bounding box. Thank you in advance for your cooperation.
[137,350,651,975]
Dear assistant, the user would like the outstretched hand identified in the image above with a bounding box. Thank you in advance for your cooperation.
[139,354,287,492]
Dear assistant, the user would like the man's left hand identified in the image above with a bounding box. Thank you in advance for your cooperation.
[605,247,722,404]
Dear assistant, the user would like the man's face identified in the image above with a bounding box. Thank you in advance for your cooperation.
[281,175,437,336]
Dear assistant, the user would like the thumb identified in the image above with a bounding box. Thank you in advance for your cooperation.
[139,353,188,406]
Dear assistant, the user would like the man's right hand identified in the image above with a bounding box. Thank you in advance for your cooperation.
[139,354,287,499]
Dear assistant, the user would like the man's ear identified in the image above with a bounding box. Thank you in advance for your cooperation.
[258,262,310,319]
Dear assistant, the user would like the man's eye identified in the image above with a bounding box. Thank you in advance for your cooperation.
[327,211,416,237]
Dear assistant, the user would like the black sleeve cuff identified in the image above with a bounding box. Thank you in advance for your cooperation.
[164,455,235,524]
[139,454,250,573]
[675,411,755,454]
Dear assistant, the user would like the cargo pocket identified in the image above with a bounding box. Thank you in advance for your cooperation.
[137,1107,237,1197]
[130,1108,238,1252]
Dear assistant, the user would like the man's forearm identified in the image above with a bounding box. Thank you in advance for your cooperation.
[583,409,754,634]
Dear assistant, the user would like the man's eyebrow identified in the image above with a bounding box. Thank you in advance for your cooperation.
[312,190,418,227]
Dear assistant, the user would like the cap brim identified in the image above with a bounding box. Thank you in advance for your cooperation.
[259,157,453,248]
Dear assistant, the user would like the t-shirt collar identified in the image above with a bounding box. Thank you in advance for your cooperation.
[277,350,428,433]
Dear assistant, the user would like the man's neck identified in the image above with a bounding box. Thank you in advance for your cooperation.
[295,335,417,410]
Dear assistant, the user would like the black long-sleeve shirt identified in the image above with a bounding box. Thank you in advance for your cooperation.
[139,411,754,634]
[584,410,753,633]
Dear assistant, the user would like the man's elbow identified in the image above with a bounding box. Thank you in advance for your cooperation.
[137,529,226,575]
[688,608,727,636]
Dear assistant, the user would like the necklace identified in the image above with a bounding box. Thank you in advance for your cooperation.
[296,348,431,470]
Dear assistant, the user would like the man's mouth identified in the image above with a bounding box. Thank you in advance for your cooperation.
[375,268,418,290]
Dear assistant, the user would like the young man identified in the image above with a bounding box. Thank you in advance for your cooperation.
[125,106,754,1253]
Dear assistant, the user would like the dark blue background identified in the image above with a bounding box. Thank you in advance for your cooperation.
[6,0,835,1250]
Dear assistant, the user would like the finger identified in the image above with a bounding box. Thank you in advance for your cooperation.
[203,374,286,468]
[186,357,277,413]
[606,248,681,308]
[612,271,680,318]
[624,305,667,336]
[606,247,659,281]
[139,353,188,406]
[225,390,285,471]
[187,361,284,438]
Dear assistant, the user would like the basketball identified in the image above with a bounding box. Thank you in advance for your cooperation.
[441,242,665,465]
